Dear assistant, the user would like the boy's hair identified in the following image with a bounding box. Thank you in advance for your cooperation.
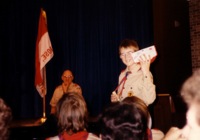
[119,39,139,53]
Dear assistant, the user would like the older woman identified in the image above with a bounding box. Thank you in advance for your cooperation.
[46,92,99,140]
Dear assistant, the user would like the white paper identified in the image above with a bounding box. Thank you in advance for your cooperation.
[131,45,157,63]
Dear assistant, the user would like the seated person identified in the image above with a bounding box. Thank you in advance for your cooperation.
[163,68,200,140]
[50,69,82,114]
[42,70,82,137]
[46,92,100,140]
[99,97,150,140]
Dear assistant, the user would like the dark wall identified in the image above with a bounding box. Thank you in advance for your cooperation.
[148,0,192,131]
[152,0,191,111]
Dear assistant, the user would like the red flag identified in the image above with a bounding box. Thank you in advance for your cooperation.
[35,9,54,97]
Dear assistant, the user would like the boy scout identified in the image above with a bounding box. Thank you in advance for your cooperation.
[111,39,156,106]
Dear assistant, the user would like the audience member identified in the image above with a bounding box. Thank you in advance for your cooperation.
[99,97,150,140]
[0,98,12,140]
[46,92,99,140]
[111,39,156,106]
[50,69,82,114]
[122,96,164,140]
[163,68,200,140]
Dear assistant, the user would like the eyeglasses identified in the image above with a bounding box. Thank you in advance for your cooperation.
[120,51,134,58]
[63,75,73,78]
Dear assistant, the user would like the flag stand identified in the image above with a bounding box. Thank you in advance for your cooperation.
[40,96,47,123]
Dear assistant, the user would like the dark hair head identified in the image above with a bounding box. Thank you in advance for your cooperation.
[56,92,88,133]
[122,96,149,121]
[119,39,139,53]
[100,100,148,140]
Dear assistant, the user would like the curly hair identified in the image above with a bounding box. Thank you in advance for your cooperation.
[100,98,148,140]
[0,98,12,140]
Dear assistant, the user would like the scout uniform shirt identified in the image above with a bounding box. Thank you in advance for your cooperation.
[117,65,156,106]
[50,82,82,107]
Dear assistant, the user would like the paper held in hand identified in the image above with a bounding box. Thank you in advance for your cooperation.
[131,45,157,63]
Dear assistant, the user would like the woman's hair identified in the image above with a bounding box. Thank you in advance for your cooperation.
[100,96,149,140]
[0,98,12,140]
[181,68,200,125]
[181,69,200,105]
[56,92,88,133]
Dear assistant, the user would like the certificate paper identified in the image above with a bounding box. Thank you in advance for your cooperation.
[131,45,157,63]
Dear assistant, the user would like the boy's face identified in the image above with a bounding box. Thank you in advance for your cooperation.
[119,46,137,67]
[181,102,200,140]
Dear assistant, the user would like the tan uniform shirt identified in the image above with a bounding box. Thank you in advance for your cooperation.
[117,66,156,106]
[50,82,82,107]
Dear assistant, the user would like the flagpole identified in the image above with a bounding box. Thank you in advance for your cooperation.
[39,96,46,123]
[35,8,53,123]
[40,93,47,123]
[41,68,47,123]
[42,10,47,121]
[42,95,46,121]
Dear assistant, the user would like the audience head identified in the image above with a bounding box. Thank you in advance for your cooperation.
[181,68,200,106]
[61,70,74,85]
[100,96,149,140]
[122,96,149,119]
[56,92,88,134]
[123,96,151,128]
[180,68,200,139]
[0,98,12,140]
